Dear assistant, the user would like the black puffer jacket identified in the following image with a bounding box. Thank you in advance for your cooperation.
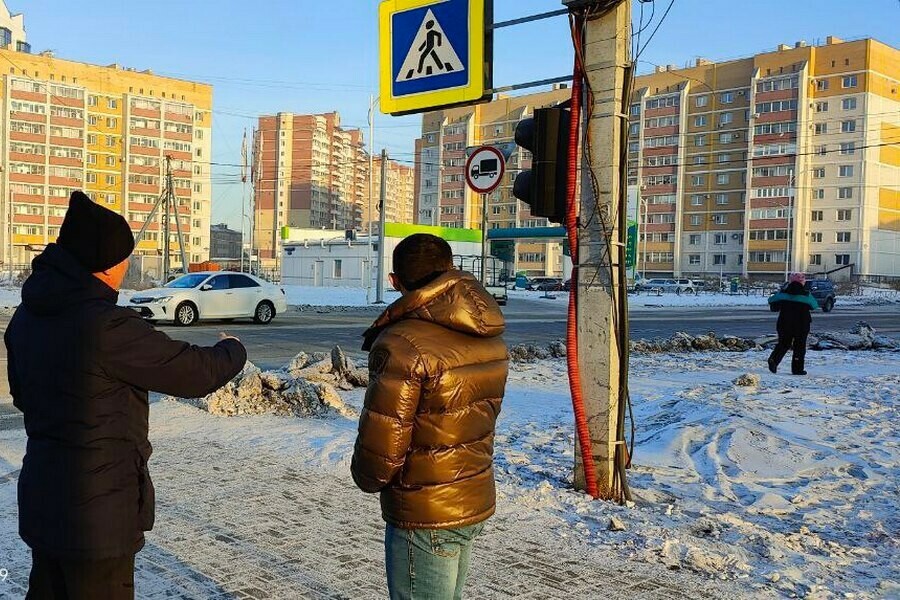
[5,244,247,559]
[770,281,817,333]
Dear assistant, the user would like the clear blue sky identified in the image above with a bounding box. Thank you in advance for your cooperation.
[13,0,899,230]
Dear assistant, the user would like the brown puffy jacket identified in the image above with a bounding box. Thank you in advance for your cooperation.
[351,270,509,530]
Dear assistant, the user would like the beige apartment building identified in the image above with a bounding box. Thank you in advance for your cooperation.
[414,86,571,277]
[370,155,415,225]
[254,112,368,269]
[0,2,213,272]
[630,36,899,281]
[415,37,900,280]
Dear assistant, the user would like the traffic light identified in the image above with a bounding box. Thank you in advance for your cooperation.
[513,106,571,224]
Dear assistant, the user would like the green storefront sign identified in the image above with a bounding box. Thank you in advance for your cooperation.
[625,220,638,269]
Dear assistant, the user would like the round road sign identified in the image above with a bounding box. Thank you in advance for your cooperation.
[465,145,506,194]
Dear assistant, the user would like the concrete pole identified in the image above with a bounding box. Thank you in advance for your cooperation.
[367,95,377,301]
[786,167,795,281]
[375,149,388,304]
[574,0,631,500]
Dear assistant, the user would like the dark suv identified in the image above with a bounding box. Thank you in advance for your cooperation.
[779,279,836,312]
[807,279,836,312]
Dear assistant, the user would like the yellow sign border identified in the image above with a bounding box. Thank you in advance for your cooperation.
[379,0,487,115]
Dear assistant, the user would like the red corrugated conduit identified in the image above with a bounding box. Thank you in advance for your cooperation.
[565,17,599,499]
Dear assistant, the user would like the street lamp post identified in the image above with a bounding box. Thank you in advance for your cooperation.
[367,95,380,303]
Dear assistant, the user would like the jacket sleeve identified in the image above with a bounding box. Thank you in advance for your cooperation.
[101,309,247,398]
[351,332,425,494]
[3,330,20,407]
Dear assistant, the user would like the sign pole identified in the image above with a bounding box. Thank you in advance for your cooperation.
[480,192,488,284]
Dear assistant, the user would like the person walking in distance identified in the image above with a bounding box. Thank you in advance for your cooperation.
[5,192,247,599]
[351,234,509,600]
[767,272,819,375]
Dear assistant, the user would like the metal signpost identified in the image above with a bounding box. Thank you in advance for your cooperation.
[465,145,505,285]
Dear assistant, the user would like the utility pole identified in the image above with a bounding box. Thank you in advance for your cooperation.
[573,0,631,501]
[786,167,795,280]
[134,156,189,282]
[375,149,388,303]
[367,95,377,302]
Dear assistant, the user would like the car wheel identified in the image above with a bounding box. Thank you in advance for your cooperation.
[254,301,275,324]
[823,298,834,313]
[175,302,198,327]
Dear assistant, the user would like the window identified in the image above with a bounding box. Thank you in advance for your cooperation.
[689,255,701,265]
[748,251,786,263]
[88,115,98,126]
[752,165,792,178]
[692,175,705,186]
[809,254,822,266]
[644,115,679,128]
[841,120,856,133]
[753,142,796,157]
[712,214,727,225]
[105,175,116,185]
[838,187,853,199]
[811,210,823,222]
[108,98,118,109]
[718,153,731,164]
[835,254,851,266]
[716,193,728,205]
[87,95,97,107]
[813,189,825,200]
[646,135,679,147]
[714,233,727,244]
[842,75,858,88]
[754,187,790,198]
[333,260,343,279]
[836,232,851,243]
[720,112,733,125]
[689,234,701,245]
[816,145,828,156]
[86,173,97,184]
[713,254,727,265]
[810,232,823,243]
[647,194,677,205]
[695,134,706,147]
[629,104,641,116]
[695,95,708,108]
[106,156,116,166]
[749,229,788,241]
[815,123,828,135]
[694,115,707,127]
[691,195,704,206]
[842,97,857,110]
[839,165,854,178]
[644,95,679,109]
[756,100,797,114]
[816,79,830,91]
[839,142,856,155]
[815,101,829,112]
[717,174,729,185]
[719,132,736,144]
[106,117,116,128]
[720,92,734,104]
[690,215,703,226]
[106,135,116,147]
[837,209,852,221]
[694,155,707,165]
[751,207,791,220]
[813,168,825,179]
[628,123,639,136]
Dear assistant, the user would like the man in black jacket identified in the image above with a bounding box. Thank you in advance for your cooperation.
[5,192,247,599]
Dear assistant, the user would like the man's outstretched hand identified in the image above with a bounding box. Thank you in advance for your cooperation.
[219,332,241,343]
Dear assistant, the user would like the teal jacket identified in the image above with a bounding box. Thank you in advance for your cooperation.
[768,291,819,311]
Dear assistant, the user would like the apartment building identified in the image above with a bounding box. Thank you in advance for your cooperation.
[0,4,213,272]
[254,112,367,269]
[370,155,415,225]
[629,36,899,280]
[414,87,571,277]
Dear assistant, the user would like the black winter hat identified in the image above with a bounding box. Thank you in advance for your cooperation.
[57,191,135,273]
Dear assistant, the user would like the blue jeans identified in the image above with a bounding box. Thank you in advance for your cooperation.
[385,522,485,600]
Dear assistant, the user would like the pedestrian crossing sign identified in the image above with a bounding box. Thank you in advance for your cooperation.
[379,0,492,116]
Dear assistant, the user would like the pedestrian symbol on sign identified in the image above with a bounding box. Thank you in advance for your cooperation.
[396,9,464,83]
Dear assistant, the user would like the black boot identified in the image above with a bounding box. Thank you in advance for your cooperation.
[791,358,806,376]
[767,357,778,374]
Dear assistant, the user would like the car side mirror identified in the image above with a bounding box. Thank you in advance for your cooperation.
[201,284,212,291]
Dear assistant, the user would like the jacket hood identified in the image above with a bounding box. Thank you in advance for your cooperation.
[20,244,118,316]
[363,270,504,350]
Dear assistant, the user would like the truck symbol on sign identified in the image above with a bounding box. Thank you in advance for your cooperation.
[471,158,499,179]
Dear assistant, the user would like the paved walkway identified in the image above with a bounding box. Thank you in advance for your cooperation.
[0,431,752,599]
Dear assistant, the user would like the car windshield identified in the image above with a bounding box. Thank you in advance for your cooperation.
[165,274,209,289]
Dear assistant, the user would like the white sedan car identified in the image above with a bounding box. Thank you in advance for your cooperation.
[127,272,288,326]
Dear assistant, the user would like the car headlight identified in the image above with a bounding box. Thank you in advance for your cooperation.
[154,296,174,304]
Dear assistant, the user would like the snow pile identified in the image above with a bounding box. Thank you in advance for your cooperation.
[632,332,760,353]
[175,347,364,418]
[811,321,898,351]
[497,351,900,597]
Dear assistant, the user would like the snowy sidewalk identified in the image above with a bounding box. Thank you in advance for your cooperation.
[0,420,747,599]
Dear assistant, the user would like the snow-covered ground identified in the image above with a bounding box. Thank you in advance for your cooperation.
[2,349,895,597]
[510,288,900,310]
